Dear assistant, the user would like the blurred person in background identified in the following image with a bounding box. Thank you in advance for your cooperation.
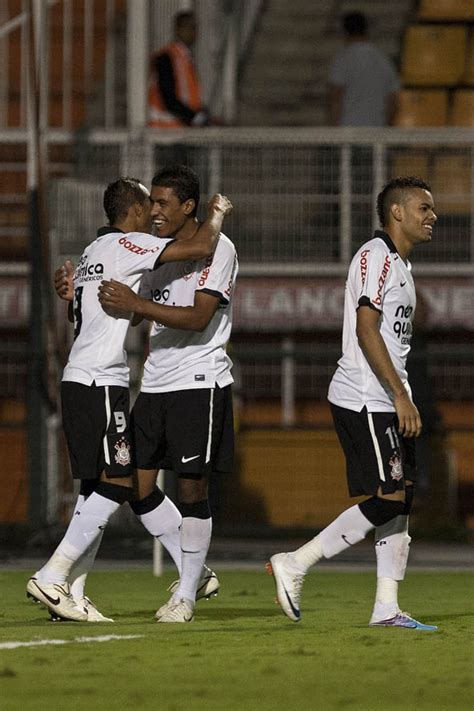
[268,177,438,631]
[327,11,400,126]
[148,10,210,128]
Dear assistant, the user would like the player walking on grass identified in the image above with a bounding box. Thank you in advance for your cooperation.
[27,172,232,622]
[98,166,238,623]
[268,176,438,631]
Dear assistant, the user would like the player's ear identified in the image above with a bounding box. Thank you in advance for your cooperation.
[183,198,195,216]
[134,201,143,217]
[390,202,403,223]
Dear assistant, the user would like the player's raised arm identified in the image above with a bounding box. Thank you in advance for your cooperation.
[159,194,232,263]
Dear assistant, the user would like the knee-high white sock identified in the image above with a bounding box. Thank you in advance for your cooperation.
[137,496,182,575]
[66,494,103,601]
[175,516,212,605]
[290,504,374,572]
[36,492,122,585]
[371,515,411,622]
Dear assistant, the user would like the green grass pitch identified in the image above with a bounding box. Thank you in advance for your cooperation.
[0,569,472,711]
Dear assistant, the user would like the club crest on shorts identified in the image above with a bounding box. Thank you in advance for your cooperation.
[114,438,131,467]
[389,454,403,481]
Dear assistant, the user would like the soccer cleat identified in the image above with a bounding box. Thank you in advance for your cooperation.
[26,577,87,622]
[166,565,220,602]
[155,598,194,623]
[79,596,114,622]
[266,553,305,622]
[369,611,438,631]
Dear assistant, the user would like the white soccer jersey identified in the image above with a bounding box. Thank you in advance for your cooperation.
[139,233,238,392]
[328,230,416,412]
[62,228,173,387]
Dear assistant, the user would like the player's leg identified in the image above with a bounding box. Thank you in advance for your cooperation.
[370,431,435,629]
[156,386,232,622]
[27,384,134,621]
[267,405,407,622]
[128,393,182,572]
[66,480,114,622]
[130,468,183,574]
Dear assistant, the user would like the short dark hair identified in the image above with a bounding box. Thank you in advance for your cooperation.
[343,12,367,36]
[376,176,432,228]
[103,177,149,225]
[151,164,200,217]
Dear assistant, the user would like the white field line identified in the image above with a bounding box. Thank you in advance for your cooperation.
[0,634,144,650]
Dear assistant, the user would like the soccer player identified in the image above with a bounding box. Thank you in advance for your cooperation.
[98,165,238,623]
[27,174,232,622]
[268,176,438,631]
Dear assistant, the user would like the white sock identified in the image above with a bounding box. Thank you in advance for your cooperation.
[69,535,104,601]
[137,496,182,575]
[36,493,122,585]
[66,494,103,601]
[371,515,411,621]
[289,504,373,572]
[175,516,212,604]
[289,536,324,571]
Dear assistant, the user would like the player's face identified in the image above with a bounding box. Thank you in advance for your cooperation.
[150,186,193,238]
[400,188,437,245]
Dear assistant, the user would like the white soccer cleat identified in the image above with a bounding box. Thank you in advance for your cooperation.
[167,565,220,602]
[156,598,194,623]
[79,596,114,622]
[266,553,305,622]
[26,577,88,622]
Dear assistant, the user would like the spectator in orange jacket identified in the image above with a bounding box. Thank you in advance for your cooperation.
[148,11,209,128]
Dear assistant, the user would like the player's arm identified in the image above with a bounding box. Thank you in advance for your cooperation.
[158,194,232,263]
[356,305,422,438]
[53,259,75,322]
[98,284,219,332]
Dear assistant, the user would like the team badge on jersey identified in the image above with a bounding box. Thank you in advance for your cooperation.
[114,438,131,467]
[389,454,403,481]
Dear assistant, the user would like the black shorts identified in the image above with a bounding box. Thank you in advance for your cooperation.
[131,384,234,475]
[330,403,417,497]
[61,381,133,480]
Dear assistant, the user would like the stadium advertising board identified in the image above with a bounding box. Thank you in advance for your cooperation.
[231,278,474,331]
[1,276,473,330]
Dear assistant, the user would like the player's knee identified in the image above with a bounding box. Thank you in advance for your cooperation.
[95,481,134,504]
[358,496,406,527]
[178,476,208,504]
[129,487,165,515]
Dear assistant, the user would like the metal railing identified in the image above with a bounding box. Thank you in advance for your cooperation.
[42,126,474,276]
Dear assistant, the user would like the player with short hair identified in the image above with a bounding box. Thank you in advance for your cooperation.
[98,165,238,622]
[268,176,438,631]
[27,173,232,622]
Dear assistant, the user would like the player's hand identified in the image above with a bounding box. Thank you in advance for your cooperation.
[98,279,142,316]
[54,260,74,301]
[394,393,422,438]
[208,194,233,217]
